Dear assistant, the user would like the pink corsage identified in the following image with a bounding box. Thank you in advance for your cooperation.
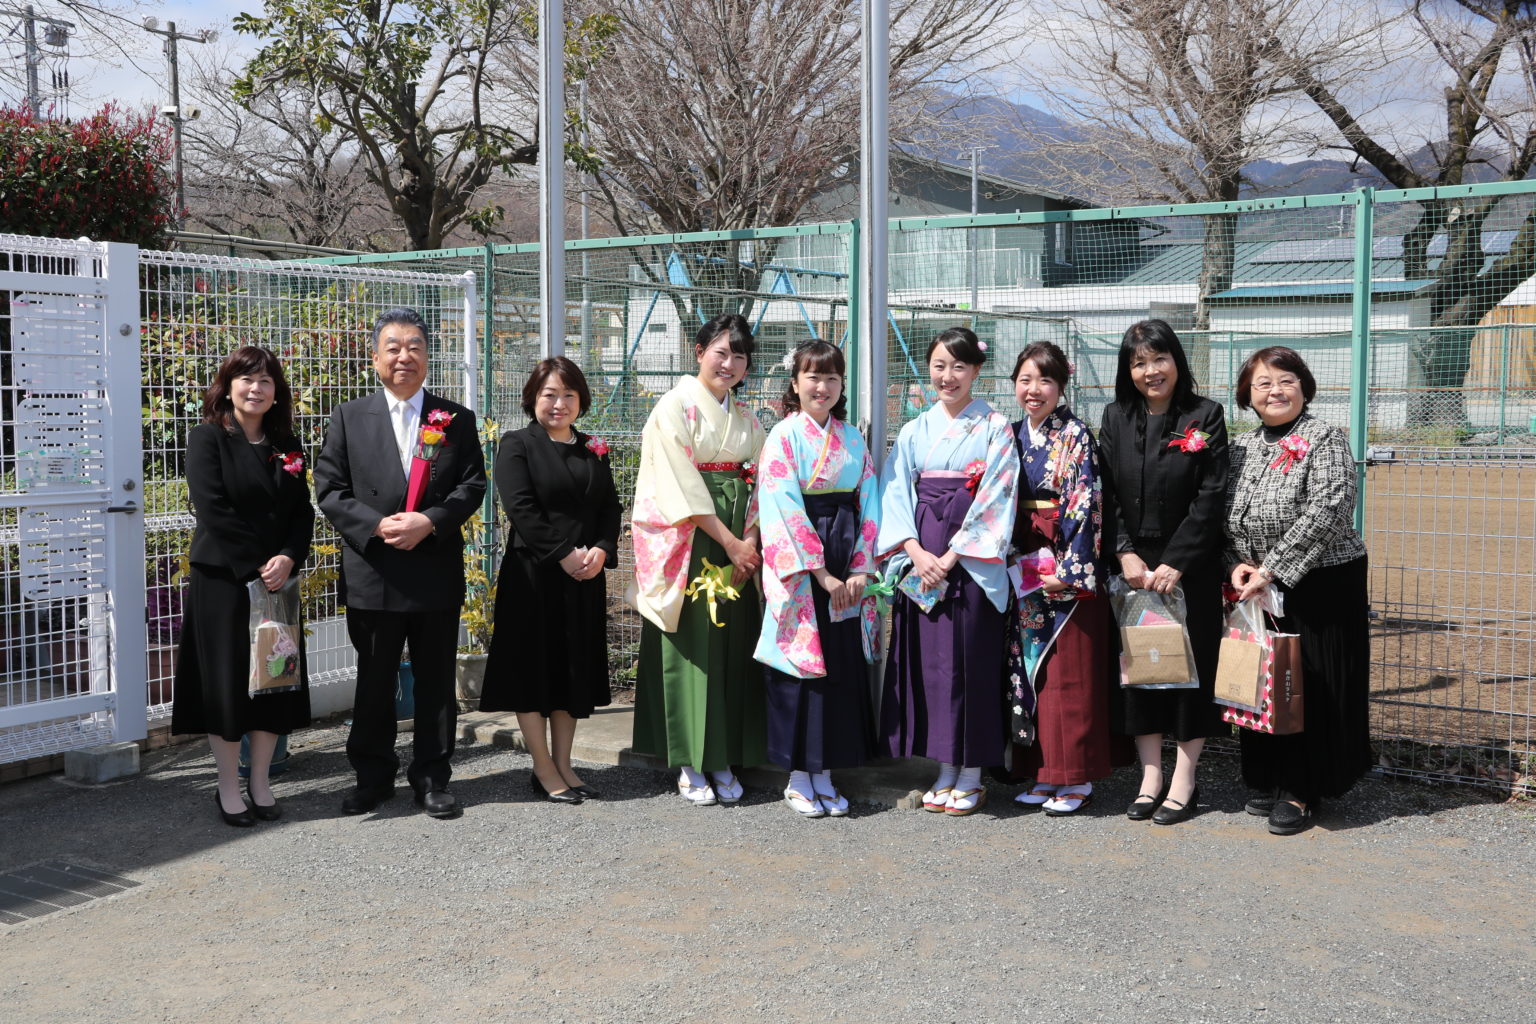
[740,462,756,486]
[963,458,986,495]
[274,451,305,476]
[585,436,610,457]
[1167,419,1210,454]
[425,408,454,428]
[1270,434,1310,474]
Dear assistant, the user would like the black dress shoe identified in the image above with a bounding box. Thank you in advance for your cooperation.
[1245,789,1279,817]
[215,791,255,828]
[413,784,461,819]
[1126,784,1167,821]
[530,774,583,804]
[340,785,395,815]
[571,785,600,800]
[1152,786,1199,826]
[246,784,282,821]
[1268,800,1312,836]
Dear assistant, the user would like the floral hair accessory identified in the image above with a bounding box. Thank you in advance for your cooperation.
[274,450,305,476]
[586,436,610,457]
[963,458,986,495]
[1270,434,1310,475]
[781,351,796,370]
[1167,419,1210,454]
[977,341,988,352]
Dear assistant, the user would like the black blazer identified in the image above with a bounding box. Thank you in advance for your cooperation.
[496,423,622,566]
[1098,396,1229,573]
[185,422,313,580]
[313,390,487,612]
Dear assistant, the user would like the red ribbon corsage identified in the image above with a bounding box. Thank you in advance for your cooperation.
[739,462,756,486]
[274,451,305,476]
[1167,419,1210,454]
[586,437,610,457]
[1269,434,1310,474]
[963,458,986,495]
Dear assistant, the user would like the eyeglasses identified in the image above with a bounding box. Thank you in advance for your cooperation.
[1251,377,1300,393]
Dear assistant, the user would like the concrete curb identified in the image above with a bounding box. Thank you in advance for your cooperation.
[457,705,944,809]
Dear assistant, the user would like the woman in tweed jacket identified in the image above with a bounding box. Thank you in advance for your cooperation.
[1225,346,1371,836]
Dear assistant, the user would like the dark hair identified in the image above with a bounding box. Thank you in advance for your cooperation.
[1011,341,1071,388]
[694,313,755,391]
[1115,319,1200,412]
[521,356,591,418]
[202,346,295,444]
[780,339,849,421]
[372,307,430,348]
[925,326,986,366]
[1235,346,1317,412]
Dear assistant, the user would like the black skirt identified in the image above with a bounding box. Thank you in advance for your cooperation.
[1239,556,1373,802]
[170,564,311,741]
[479,547,611,718]
[1111,535,1228,741]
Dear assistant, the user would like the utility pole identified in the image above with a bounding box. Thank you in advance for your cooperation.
[967,146,993,326]
[13,5,73,111]
[141,18,214,230]
[578,80,592,355]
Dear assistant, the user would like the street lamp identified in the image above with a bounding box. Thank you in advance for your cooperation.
[141,17,216,231]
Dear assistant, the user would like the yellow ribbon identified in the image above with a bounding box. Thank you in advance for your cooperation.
[684,557,741,628]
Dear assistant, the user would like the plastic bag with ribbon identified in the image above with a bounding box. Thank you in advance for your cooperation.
[247,578,303,696]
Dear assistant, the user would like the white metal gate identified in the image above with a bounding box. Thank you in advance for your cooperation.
[0,236,146,764]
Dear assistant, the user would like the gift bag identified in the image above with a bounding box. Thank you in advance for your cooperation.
[1217,590,1304,735]
[248,578,302,696]
[1108,576,1198,688]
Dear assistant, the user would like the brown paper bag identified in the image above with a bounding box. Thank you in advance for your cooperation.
[1214,635,1266,709]
[1118,624,1196,686]
[1265,633,1305,734]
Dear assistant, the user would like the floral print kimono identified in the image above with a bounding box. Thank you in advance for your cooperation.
[877,398,1019,767]
[754,412,883,770]
[1007,405,1117,786]
[630,375,768,771]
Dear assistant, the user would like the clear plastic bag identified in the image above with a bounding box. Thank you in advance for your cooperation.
[247,578,302,696]
[1108,575,1199,689]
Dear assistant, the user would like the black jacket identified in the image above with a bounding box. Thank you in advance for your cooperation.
[1098,396,1228,573]
[313,390,487,612]
[496,423,622,566]
[186,422,313,580]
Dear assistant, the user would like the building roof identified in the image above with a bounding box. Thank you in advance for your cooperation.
[1207,280,1433,303]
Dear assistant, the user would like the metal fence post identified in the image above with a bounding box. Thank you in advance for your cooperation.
[1498,323,1509,443]
[1349,187,1374,534]
[860,0,888,451]
[845,219,861,422]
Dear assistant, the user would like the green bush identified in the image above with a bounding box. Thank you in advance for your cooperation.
[0,104,175,247]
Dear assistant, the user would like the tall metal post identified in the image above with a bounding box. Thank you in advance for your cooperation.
[578,81,592,355]
[23,5,40,109]
[538,0,566,358]
[142,19,212,231]
[860,0,889,451]
[1348,187,1374,533]
[969,147,980,323]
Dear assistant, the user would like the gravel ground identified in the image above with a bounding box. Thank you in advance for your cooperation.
[1,723,1533,1024]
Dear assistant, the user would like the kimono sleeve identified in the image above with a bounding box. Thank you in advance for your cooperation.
[949,415,1019,563]
[636,394,714,528]
[1052,423,1103,595]
[846,433,883,577]
[758,427,825,582]
[876,423,920,560]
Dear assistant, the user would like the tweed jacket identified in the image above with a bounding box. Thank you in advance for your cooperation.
[1223,412,1367,586]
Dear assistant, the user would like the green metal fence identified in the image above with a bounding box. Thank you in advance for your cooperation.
[308,179,1536,794]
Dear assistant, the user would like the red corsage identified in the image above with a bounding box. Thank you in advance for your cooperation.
[425,408,454,428]
[586,437,610,457]
[1221,582,1243,603]
[963,458,986,495]
[274,451,305,476]
[739,462,756,486]
[1167,419,1210,454]
[1269,434,1310,475]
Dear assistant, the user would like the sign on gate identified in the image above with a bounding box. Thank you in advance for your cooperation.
[0,237,146,765]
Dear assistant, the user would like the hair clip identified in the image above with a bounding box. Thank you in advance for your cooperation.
[781,351,796,370]
[977,341,988,352]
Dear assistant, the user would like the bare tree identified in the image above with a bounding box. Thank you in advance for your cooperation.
[1287,0,1536,426]
[1011,0,1390,329]
[532,0,1017,322]
[179,48,391,252]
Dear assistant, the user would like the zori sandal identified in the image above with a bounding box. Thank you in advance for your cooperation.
[1043,784,1093,816]
[922,787,954,812]
[1015,783,1058,807]
[784,787,826,818]
[945,787,988,816]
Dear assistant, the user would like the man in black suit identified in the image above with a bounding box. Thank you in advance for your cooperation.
[315,307,486,818]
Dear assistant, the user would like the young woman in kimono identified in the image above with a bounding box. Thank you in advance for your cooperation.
[631,314,768,806]
[754,340,882,818]
[879,327,1019,816]
[1006,342,1116,815]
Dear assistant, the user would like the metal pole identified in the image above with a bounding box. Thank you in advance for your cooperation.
[969,147,979,325]
[538,0,566,358]
[23,5,39,110]
[1349,187,1374,534]
[578,81,593,357]
[166,23,184,228]
[860,0,889,451]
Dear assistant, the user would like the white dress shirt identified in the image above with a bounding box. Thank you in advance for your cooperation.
[387,388,425,478]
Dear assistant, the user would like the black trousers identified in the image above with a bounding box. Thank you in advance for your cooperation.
[345,607,459,790]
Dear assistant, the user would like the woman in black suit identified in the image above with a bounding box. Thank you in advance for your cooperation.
[480,357,622,803]
[1098,320,1229,825]
[172,346,313,827]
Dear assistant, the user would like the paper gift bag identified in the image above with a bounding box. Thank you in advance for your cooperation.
[1223,631,1304,735]
[1119,624,1197,686]
[250,621,302,694]
[1214,635,1266,709]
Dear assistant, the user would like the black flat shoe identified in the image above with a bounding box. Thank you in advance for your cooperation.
[246,785,281,821]
[1268,800,1312,835]
[1126,784,1167,821]
[340,785,395,815]
[1151,786,1199,826]
[1245,789,1279,817]
[530,774,583,804]
[571,785,600,799]
[215,791,255,828]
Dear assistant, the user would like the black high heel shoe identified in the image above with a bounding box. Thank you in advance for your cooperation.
[530,774,583,804]
[246,784,282,821]
[1151,786,1199,826]
[215,791,255,828]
